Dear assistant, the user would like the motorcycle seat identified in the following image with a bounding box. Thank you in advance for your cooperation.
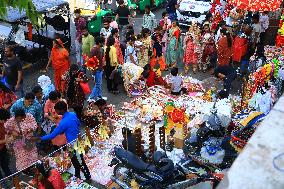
[115,147,151,171]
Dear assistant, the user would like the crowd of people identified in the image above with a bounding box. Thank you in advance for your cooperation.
[0,0,272,187]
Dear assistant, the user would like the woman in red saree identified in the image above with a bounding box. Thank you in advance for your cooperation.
[34,161,66,189]
[46,39,70,93]
[141,64,167,87]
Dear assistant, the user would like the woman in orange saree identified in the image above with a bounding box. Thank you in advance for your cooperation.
[46,39,70,93]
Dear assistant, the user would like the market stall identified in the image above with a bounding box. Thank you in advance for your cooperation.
[0,0,71,70]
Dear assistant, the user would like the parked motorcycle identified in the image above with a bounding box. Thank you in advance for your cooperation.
[109,147,186,189]
[168,160,224,189]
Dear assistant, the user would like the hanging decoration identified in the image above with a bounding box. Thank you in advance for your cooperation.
[164,102,190,134]
[159,126,166,150]
[148,123,156,161]
[134,127,143,157]
[276,11,284,47]
[227,0,282,11]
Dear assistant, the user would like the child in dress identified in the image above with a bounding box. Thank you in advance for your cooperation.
[183,22,202,74]
[201,24,216,72]
[135,34,143,67]
[150,28,166,71]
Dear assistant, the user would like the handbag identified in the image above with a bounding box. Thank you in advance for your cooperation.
[78,72,91,95]
[80,82,91,95]
[16,122,34,151]
[109,68,118,79]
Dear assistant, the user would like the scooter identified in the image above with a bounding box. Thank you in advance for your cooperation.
[168,159,224,189]
[109,147,186,188]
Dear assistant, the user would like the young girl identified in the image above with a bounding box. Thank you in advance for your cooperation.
[135,34,144,67]
[160,11,171,57]
[139,28,152,67]
[125,36,138,65]
[105,37,119,93]
[150,29,166,71]
[201,24,216,72]
[183,22,202,74]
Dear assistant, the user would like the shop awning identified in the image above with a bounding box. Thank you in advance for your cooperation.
[3,0,68,23]
[228,0,282,11]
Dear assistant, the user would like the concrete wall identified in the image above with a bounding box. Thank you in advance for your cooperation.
[217,95,284,189]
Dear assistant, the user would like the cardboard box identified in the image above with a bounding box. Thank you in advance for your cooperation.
[174,137,184,149]
[106,176,122,189]
[107,182,121,189]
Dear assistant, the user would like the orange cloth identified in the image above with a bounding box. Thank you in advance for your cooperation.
[150,49,166,70]
[146,70,166,87]
[50,47,70,92]
[217,36,232,66]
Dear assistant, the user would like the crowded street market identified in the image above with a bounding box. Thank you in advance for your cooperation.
[0,0,284,188]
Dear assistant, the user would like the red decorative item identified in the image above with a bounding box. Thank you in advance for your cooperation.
[27,23,33,41]
[169,108,185,123]
[276,35,284,47]
[84,54,99,71]
[228,0,282,11]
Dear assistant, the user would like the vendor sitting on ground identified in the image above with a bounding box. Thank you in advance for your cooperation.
[169,67,187,95]
[140,64,167,87]
[34,160,66,189]
[209,64,237,98]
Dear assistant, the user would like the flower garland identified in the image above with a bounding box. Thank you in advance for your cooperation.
[83,54,99,71]
[276,11,284,47]
[164,102,189,134]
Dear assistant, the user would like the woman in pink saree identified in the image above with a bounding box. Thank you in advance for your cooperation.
[4,109,38,171]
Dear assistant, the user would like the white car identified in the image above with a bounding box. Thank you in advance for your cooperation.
[177,0,212,26]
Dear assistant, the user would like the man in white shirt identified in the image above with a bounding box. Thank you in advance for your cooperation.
[100,20,113,39]
[142,5,157,32]
[260,11,269,45]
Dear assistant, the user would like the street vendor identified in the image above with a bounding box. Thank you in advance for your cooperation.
[140,64,167,87]
[209,64,237,98]
[33,101,91,181]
